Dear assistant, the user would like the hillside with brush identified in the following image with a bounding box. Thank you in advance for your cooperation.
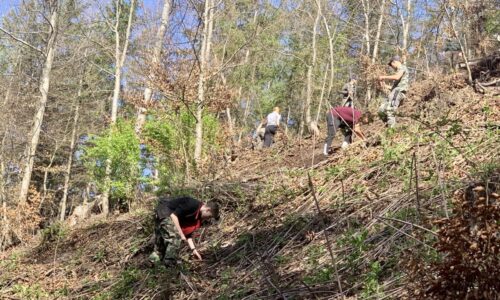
[1,71,498,299]
[1,1,499,299]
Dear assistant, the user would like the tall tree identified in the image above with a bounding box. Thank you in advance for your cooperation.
[194,0,215,165]
[17,1,60,204]
[101,0,136,216]
[305,0,321,132]
[135,0,171,134]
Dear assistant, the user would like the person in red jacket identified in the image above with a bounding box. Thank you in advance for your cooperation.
[149,196,219,267]
[323,106,366,155]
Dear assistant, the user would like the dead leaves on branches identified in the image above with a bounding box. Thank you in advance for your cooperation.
[406,172,500,299]
[131,58,236,114]
[1,185,43,250]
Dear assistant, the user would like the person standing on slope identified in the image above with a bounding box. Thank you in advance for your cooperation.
[149,196,219,267]
[324,106,366,155]
[263,107,281,148]
[378,55,409,128]
[340,75,357,108]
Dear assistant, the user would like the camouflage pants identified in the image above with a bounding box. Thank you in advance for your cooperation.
[378,87,406,127]
[152,216,181,267]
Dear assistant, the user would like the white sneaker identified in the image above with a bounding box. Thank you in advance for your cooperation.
[341,141,349,150]
[323,144,329,155]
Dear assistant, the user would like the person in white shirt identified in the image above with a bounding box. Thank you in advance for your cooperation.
[264,107,281,147]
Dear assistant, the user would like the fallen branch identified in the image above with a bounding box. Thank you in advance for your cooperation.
[308,172,343,296]
[376,216,437,236]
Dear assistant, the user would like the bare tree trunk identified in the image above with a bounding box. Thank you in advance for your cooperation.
[322,15,337,103]
[361,0,371,56]
[400,0,412,63]
[18,4,60,204]
[299,88,305,137]
[0,160,4,207]
[0,58,16,205]
[361,0,372,102]
[135,0,171,134]
[285,107,290,137]
[236,86,248,145]
[315,64,329,122]
[372,0,387,63]
[59,78,82,221]
[226,108,234,139]
[0,135,6,207]
[194,0,214,165]
[40,142,60,209]
[102,0,136,216]
[237,9,258,145]
[424,47,430,75]
[305,0,321,130]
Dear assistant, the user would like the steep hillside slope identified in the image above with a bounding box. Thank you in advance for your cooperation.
[0,76,498,299]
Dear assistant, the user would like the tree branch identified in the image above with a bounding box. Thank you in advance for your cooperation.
[0,26,45,55]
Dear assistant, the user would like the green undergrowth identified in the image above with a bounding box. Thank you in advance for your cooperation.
[1,95,497,299]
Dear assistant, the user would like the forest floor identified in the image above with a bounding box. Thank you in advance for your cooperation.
[0,74,499,299]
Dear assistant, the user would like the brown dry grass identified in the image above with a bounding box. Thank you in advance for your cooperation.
[0,74,499,299]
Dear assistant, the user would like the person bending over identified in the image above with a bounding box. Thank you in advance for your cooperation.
[324,106,366,155]
[150,196,219,267]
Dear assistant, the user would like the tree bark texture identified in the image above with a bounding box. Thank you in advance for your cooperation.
[18,3,60,204]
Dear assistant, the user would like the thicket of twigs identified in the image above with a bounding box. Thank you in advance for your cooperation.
[407,173,499,299]
[0,73,499,299]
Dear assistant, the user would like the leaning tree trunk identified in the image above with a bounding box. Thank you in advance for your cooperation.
[194,0,214,165]
[59,76,83,222]
[361,0,372,102]
[322,14,338,106]
[305,0,321,131]
[400,0,412,64]
[18,4,59,204]
[315,64,329,122]
[135,0,171,134]
[0,136,6,208]
[372,0,386,63]
[101,0,135,216]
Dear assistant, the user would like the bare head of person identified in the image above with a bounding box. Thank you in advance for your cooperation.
[388,55,402,69]
[200,201,220,220]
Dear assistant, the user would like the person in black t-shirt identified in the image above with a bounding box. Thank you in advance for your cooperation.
[149,196,220,267]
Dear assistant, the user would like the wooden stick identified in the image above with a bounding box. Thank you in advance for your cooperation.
[376,218,436,250]
[266,277,287,300]
[376,216,437,236]
[308,172,343,296]
[408,152,414,197]
[431,147,449,218]
[300,280,320,299]
[245,256,286,299]
[180,271,198,294]
[413,151,421,218]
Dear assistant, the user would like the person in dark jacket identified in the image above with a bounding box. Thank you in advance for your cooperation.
[149,196,219,267]
[324,106,366,155]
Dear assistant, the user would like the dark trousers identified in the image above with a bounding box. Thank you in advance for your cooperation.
[264,125,278,147]
[342,96,354,108]
[325,113,352,150]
